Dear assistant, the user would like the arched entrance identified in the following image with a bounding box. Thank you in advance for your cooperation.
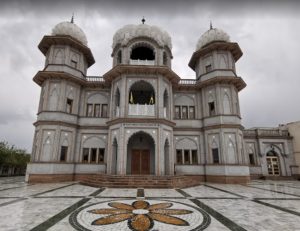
[127,131,155,175]
[266,150,280,176]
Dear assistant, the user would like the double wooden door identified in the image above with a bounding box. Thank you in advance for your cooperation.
[266,156,280,175]
[131,149,150,175]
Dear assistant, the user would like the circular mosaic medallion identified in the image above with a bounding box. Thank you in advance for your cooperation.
[69,199,210,231]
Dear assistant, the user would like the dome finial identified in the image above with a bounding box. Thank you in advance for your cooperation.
[71,13,74,24]
[141,16,145,24]
[210,21,213,30]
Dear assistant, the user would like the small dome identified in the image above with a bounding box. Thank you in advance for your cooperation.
[196,28,230,50]
[52,21,88,46]
[112,24,172,50]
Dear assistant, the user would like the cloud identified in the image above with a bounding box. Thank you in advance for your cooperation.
[0,0,299,152]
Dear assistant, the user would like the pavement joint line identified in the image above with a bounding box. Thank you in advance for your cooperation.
[252,199,300,217]
[30,188,104,230]
[203,184,245,198]
[30,182,78,197]
[245,185,300,198]
[190,198,247,231]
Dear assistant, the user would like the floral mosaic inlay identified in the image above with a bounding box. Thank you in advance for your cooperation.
[88,200,192,230]
[70,199,211,231]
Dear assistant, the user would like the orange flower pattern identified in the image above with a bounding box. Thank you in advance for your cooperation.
[88,200,193,231]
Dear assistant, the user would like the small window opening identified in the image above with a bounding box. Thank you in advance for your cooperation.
[212,148,219,163]
[208,102,215,116]
[66,98,73,114]
[60,146,68,162]
[206,64,212,72]
[71,60,77,69]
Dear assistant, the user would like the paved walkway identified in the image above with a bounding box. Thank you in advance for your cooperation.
[0,177,300,230]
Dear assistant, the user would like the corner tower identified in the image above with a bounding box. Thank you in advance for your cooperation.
[26,19,95,182]
[189,25,249,183]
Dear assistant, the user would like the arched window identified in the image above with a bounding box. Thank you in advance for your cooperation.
[211,140,219,163]
[163,89,168,118]
[208,94,215,116]
[60,139,69,162]
[128,81,155,116]
[131,46,155,60]
[175,138,198,165]
[163,52,167,65]
[117,50,122,64]
[115,88,120,117]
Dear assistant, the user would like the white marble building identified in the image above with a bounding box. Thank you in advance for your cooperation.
[26,19,298,184]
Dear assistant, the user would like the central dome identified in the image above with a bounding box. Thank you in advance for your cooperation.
[112,24,172,50]
[52,21,88,46]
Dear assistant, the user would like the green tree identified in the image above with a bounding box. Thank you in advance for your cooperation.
[0,141,31,176]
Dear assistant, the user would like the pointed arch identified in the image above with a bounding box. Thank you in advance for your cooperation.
[49,88,58,111]
[164,138,170,175]
[111,138,118,174]
[227,140,236,164]
[223,93,231,114]
[163,89,169,118]
[115,87,120,117]
[41,136,52,162]
[54,49,63,64]
[219,54,227,69]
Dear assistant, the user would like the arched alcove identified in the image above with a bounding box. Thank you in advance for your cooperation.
[163,89,169,118]
[111,138,118,174]
[41,137,52,162]
[126,131,155,175]
[128,80,155,116]
[49,88,58,111]
[54,49,63,64]
[227,140,236,164]
[164,138,170,175]
[223,93,231,114]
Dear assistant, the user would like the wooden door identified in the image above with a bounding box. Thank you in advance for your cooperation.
[266,156,280,176]
[131,149,150,175]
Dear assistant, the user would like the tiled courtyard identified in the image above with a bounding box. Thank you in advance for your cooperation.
[0,177,300,230]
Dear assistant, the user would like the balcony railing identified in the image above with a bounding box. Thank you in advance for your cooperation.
[130,59,155,66]
[179,79,196,85]
[86,76,105,82]
[129,104,155,116]
[243,129,289,137]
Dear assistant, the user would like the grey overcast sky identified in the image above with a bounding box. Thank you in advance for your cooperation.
[0,0,299,152]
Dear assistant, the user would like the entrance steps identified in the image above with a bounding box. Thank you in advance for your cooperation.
[78,174,204,188]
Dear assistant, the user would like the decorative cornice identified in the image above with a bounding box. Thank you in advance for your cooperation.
[106,117,176,127]
[33,71,110,88]
[103,65,181,84]
[189,41,243,70]
[38,35,95,67]
[33,120,108,130]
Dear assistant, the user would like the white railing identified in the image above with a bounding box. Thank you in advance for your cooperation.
[129,104,155,116]
[130,59,155,66]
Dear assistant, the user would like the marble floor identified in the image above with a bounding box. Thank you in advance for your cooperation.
[0,177,299,230]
